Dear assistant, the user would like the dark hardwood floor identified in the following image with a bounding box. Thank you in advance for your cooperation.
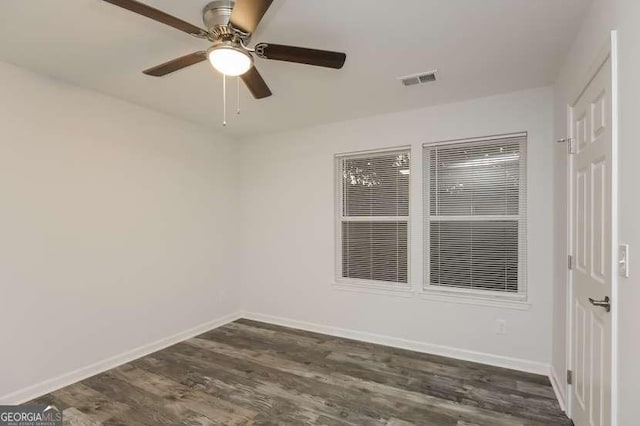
[31,319,571,425]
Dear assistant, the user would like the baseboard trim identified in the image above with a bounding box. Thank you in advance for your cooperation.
[241,311,550,375]
[2,310,557,407]
[549,365,568,412]
[0,311,243,405]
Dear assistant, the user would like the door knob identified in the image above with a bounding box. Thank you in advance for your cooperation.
[588,296,611,312]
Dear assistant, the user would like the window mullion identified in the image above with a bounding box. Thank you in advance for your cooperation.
[430,215,520,222]
[342,216,409,222]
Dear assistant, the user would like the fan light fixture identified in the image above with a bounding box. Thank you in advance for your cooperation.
[102,0,347,127]
[207,45,253,76]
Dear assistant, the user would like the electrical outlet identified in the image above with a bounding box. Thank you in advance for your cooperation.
[496,319,507,335]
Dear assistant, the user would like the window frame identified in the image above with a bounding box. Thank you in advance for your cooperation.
[421,133,529,306]
[334,146,412,293]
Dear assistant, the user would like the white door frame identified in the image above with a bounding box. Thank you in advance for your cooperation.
[565,30,619,425]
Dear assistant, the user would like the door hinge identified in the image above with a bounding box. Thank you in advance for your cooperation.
[557,137,577,154]
[567,370,572,385]
[568,255,574,270]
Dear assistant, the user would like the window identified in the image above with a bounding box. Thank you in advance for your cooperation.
[423,134,527,299]
[336,149,410,287]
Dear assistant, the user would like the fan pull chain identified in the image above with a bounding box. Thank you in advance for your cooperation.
[237,76,240,115]
[222,74,227,127]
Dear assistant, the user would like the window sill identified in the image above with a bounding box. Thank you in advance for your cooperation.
[419,289,531,310]
[331,281,531,310]
[332,280,414,298]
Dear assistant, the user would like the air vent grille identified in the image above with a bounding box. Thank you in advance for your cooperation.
[419,73,436,83]
[400,70,437,87]
[402,77,420,86]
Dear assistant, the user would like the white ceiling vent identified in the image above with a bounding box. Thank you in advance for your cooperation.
[400,70,438,87]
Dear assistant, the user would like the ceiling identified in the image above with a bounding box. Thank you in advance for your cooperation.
[0,0,589,137]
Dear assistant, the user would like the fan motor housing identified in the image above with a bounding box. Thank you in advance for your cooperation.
[203,0,235,37]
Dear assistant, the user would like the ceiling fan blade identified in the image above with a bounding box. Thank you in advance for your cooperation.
[254,43,346,69]
[143,52,208,77]
[241,66,272,99]
[103,0,208,37]
[229,0,274,34]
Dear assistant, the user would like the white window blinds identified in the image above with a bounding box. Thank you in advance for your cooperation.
[337,150,410,285]
[424,135,527,295]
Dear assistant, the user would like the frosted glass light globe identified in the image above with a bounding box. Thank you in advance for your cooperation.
[208,46,252,76]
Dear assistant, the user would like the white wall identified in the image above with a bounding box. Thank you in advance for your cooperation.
[238,87,554,369]
[552,0,640,423]
[0,61,240,401]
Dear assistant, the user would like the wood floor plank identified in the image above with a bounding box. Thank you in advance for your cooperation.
[183,338,538,426]
[81,371,216,425]
[132,355,324,424]
[110,364,256,425]
[234,319,552,385]
[223,321,525,397]
[144,347,397,425]
[515,380,558,399]
[51,383,130,424]
[61,407,101,426]
[386,419,419,426]
[29,319,571,425]
[206,323,566,423]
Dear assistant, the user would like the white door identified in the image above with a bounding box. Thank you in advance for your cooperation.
[570,57,613,426]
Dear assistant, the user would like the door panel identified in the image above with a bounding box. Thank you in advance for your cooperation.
[591,159,606,283]
[575,301,587,408]
[576,169,588,273]
[590,312,605,425]
[577,114,588,152]
[592,91,607,139]
[570,57,612,426]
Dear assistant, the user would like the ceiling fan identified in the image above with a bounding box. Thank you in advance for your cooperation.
[103,0,347,100]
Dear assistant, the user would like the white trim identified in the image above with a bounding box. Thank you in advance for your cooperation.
[564,31,619,425]
[422,132,528,148]
[610,30,619,426]
[422,134,528,301]
[420,284,527,301]
[429,215,521,222]
[565,98,575,419]
[0,311,243,405]
[332,282,414,298]
[241,311,550,375]
[550,365,568,413]
[3,310,560,409]
[334,145,412,158]
[335,147,412,288]
[333,278,412,293]
[419,288,531,310]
